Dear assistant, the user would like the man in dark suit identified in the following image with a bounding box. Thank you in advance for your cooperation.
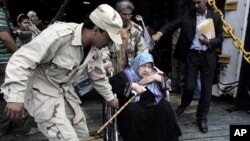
[152,0,223,133]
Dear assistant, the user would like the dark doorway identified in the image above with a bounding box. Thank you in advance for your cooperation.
[5,0,180,74]
[236,8,250,111]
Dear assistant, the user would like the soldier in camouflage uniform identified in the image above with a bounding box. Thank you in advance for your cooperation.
[1,4,122,141]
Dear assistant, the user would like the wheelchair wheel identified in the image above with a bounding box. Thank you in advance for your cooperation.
[103,102,119,141]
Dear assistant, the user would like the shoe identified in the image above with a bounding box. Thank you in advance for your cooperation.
[176,105,186,115]
[197,121,208,133]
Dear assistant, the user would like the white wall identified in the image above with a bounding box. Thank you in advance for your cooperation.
[212,0,250,97]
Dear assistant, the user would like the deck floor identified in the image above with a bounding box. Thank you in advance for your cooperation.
[0,94,249,141]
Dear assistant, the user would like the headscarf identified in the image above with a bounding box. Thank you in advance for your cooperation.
[27,11,37,19]
[123,53,163,103]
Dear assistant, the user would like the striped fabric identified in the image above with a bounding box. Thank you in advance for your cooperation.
[0,7,12,64]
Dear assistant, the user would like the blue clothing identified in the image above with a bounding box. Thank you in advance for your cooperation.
[190,10,208,51]
[123,53,163,104]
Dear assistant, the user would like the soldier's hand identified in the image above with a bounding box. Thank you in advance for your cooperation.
[106,66,114,76]
[104,62,114,75]
[4,102,25,121]
[107,97,119,109]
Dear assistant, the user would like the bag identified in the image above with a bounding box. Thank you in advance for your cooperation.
[73,75,93,96]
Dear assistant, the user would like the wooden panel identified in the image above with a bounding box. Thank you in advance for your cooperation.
[225,1,238,11]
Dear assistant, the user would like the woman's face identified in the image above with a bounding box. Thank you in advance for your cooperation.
[30,15,39,25]
[18,19,29,31]
[138,63,153,78]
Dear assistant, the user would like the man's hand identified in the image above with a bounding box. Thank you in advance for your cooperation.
[107,97,119,109]
[152,32,162,42]
[4,102,25,121]
[199,34,210,46]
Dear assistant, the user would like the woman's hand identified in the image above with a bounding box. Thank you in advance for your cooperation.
[139,74,161,85]
[139,75,155,85]
[130,83,146,95]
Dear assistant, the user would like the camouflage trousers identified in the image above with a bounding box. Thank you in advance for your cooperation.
[37,100,89,141]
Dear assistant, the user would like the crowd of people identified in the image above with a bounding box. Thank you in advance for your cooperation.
[0,0,47,135]
[0,0,223,140]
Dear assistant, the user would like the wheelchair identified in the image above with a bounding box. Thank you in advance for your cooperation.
[102,95,119,141]
[101,89,171,141]
[100,68,175,141]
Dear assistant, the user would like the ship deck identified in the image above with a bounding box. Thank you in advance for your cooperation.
[1,93,249,141]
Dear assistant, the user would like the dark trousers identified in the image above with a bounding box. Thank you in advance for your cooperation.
[0,64,7,85]
[181,51,215,122]
[0,64,10,132]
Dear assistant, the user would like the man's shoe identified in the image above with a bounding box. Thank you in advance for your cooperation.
[197,121,208,133]
[176,105,186,115]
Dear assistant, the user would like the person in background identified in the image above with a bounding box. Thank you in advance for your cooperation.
[1,4,121,140]
[152,0,223,133]
[0,0,18,136]
[0,1,17,65]
[27,10,46,37]
[109,52,181,141]
[0,13,38,136]
[102,0,148,75]
[12,14,32,47]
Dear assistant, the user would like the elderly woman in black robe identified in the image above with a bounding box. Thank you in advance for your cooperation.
[109,53,182,141]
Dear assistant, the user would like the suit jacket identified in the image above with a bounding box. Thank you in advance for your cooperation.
[159,7,223,69]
